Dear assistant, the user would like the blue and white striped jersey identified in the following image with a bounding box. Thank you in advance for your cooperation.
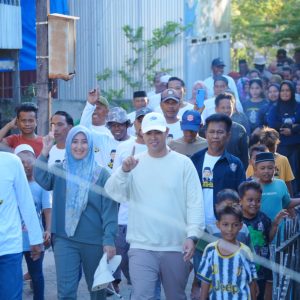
[197,240,257,300]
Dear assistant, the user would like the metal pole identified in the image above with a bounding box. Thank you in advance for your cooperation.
[36,0,49,135]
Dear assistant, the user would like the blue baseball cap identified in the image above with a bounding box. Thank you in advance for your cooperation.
[180,110,202,132]
[212,58,225,67]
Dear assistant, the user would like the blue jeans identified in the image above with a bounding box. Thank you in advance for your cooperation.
[24,251,45,300]
[0,252,23,300]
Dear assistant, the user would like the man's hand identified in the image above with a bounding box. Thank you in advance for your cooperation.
[103,245,116,260]
[7,117,18,130]
[280,127,291,136]
[122,146,139,172]
[41,133,55,157]
[43,231,51,247]
[88,88,100,105]
[183,238,196,261]
[30,244,42,261]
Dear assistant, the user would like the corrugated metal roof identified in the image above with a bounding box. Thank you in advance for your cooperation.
[0,3,22,49]
[58,0,184,101]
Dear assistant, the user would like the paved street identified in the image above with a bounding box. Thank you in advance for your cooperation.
[23,249,194,299]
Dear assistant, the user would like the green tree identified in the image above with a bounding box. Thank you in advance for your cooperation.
[232,0,300,61]
[97,21,189,102]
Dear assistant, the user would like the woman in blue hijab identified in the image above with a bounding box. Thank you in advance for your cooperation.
[267,81,300,195]
[34,125,118,299]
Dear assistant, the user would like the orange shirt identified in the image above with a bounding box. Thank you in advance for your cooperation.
[4,134,43,156]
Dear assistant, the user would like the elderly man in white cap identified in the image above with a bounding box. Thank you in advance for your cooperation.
[105,112,205,300]
[253,55,272,79]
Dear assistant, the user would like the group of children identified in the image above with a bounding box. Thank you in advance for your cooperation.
[196,151,300,300]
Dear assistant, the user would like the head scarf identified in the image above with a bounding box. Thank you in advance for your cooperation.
[277,80,297,117]
[64,125,98,237]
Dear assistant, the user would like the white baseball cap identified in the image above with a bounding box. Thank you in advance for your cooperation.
[14,144,36,156]
[141,112,167,133]
[253,55,266,65]
[160,74,171,83]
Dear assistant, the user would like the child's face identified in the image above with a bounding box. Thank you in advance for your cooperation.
[240,189,261,218]
[17,111,37,135]
[254,161,275,183]
[249,82,262,100]
[133,97,147,110]
[217,214,243,244]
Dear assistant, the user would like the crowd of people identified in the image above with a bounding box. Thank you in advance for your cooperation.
[1,47,300,300]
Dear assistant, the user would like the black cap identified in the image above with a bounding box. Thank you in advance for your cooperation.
[212,58,225,67]
[255,152,275,164]
[133,91,147,98]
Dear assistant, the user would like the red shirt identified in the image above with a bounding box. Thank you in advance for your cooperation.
[4,134,43,156]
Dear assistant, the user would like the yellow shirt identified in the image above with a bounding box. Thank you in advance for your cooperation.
[246,153,294,182]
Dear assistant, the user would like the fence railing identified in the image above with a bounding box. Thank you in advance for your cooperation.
[273,208,300,299]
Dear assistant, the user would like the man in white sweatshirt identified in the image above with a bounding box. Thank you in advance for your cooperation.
[105,112,205,300]
[0,151,43,299]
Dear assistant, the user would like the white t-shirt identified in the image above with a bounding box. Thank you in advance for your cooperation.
[91,125,112,136]
[167,120,183,141]
[201,97,216,123]
[202,152,221,225]
[127,111,136,137]
[48,145,66,166]
[148,93,161,110]
[113,139,148,225]
[92,132,135,172]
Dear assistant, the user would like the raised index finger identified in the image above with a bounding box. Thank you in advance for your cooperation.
[131,145,136,157]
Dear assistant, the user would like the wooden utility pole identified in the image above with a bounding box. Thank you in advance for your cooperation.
[36,0,49,135]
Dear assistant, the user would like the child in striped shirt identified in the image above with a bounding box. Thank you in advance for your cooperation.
[197,203,257,300]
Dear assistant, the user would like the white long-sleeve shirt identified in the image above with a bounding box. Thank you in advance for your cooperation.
[105,150,205,252]
[0,152,43,256]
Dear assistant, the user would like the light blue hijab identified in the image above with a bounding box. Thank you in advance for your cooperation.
[64,125,98,237]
